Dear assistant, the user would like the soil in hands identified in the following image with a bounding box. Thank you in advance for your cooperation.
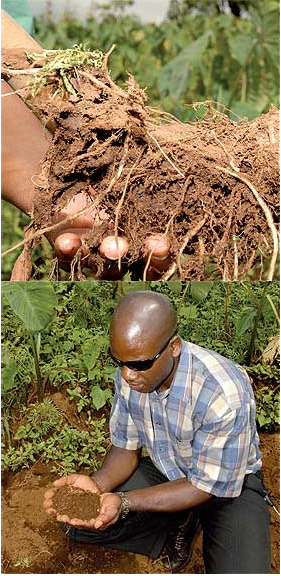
[2,47,279,281]
[1,428,279,574]
[53,487,100,521]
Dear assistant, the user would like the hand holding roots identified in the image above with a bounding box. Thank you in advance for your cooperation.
[2,45,279,280]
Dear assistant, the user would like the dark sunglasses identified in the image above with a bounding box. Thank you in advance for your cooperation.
[109,331,177,372]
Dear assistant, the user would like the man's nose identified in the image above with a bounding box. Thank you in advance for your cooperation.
[121,365,138,382]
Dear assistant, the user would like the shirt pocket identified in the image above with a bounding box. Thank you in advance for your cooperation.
[174,435,193,462]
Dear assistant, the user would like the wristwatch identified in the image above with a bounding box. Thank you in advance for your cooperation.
[117,491,130,519]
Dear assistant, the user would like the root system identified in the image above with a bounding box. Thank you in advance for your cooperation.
[2,46,279,280]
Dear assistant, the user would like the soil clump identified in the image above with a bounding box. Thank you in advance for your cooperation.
[53,486,100,521]
[2,47,279,280]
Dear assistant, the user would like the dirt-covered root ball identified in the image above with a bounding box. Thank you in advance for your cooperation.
[99,236,129,260]
[54,233,82,259]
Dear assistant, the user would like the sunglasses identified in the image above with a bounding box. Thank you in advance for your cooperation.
[109,331,177,372]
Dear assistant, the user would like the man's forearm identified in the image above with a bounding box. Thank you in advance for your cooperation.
[92,445,141,493]
[126,478,212,513]
[1,80,51,215]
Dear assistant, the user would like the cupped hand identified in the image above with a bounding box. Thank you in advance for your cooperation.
[93,492,122,530]
[43,473,100,527]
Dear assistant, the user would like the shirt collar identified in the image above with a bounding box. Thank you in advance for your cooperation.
[153,337,190,400]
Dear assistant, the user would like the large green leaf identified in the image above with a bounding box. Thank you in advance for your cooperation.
[190,281,213,303]
[228,32,256,66]
[90,385,108,411]
[236,306,257,335]
[167,281,183,294]
[261,335,280,365]
[158,31,212,99]
[81,340,100,371]
[229,100,263,121]
[1,281,57,332]
[1,360,18,393]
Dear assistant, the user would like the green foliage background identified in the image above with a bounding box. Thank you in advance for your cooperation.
[32,0,279,121]
[2,281,279,473]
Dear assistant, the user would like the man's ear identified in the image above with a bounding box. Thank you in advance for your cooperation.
[171,335,182,358]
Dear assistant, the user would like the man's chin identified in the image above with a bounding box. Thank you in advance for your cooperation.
[128,382,146,393]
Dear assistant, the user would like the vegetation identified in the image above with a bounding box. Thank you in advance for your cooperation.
[1,398,108,474]
[32,0,279,121]
[2,281,279,474]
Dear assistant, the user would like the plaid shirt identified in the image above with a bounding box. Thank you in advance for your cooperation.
[110,339,262,498]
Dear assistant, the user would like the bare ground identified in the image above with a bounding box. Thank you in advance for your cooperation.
[1,432,280,574]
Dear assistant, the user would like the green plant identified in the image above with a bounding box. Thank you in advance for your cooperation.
[160,1,279,119]
[67,384,113,412]
[2,399,109,474]
[2,282,57,400]
[255,386,280,430]
[26,44,104,96]
[1,201,30,280]
[235,283,279,363]
[33,0,279,123]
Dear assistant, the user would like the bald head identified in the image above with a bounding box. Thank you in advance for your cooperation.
[110,291,177,351]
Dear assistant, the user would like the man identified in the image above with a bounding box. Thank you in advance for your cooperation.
[44,290,271,573]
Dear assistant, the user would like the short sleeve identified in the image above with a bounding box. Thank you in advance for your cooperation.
[109,370,143,451]
[188,393,252,497]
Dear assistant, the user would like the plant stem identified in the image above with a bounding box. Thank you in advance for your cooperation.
[266,294,280,327]
[224,282,232,340]
[30,333,44,401]
[3,410,11,448]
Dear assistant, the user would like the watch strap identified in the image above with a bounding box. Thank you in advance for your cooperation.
[116,491,130,519]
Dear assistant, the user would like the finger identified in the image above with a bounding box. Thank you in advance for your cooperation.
[67,517,95,528]
[43,497,54,510]
[144,234,170,260]
[61,192,109,227]
[54,233,82,260]
[94,513,119,530]
[57,514,71,523]
[144,234,172,279]
[45,506,57,517]
[99,236,129,260]
[44,488,57,500]
[53,475,78,488]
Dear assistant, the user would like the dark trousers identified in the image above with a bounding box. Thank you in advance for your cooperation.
[64,457,271,574]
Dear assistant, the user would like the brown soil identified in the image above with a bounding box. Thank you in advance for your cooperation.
[1,432,279,574]
[53,486,100,521]
[2,48,279,281]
